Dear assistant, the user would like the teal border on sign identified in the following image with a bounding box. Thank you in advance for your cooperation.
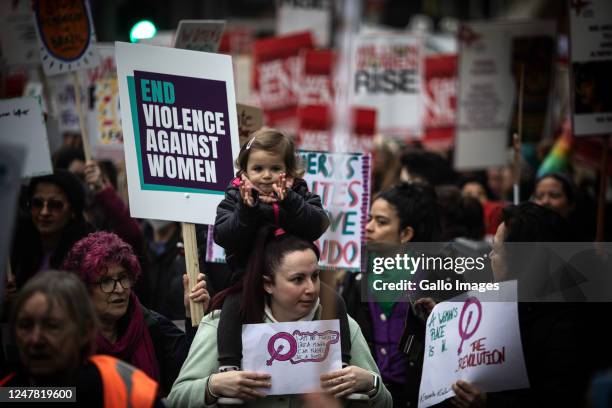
[127,76,224,195]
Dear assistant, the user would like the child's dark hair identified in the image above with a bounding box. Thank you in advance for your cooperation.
[209,226,320,323]
[235,128,301,178]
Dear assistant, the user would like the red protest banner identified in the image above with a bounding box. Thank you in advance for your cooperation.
[423,54,457,150]
[253,32,314,131]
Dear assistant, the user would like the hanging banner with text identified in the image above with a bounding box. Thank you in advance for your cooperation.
[276,0,331,48]
[115,42,240,224]
[242,319,342,395]
[253,32,314,132]
[569,0,612,136]
[300,150,371,270]
[299,49,335,108]
[173,20,225,53]
[0,97,52,178]
[349,34,424,139]
[454,20,556,170]
[423,54,457,150]
[33,0,99,75]
[418,280,529,408]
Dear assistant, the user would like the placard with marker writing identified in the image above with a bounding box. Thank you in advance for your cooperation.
[418,280,528,408]
[0,97,52,178]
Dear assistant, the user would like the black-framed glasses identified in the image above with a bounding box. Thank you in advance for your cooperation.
[94,276,133,293]
[29,197,66,212]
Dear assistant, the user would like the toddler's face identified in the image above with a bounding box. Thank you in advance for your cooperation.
[245,150,286,194]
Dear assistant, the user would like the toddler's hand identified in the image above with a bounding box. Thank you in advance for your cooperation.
[272,173,289,202]
[240,174,258,207]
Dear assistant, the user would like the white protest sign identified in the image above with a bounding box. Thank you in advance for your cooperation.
[454,21,555,170]
[300,151,371,271]
[48,73,82,133]
[276,0,331,47]
[173,20,225,53]
[0,97,52,178]
[115,42,240,225]
[418,280,529,408]
[0,0,38,66]
[569,0,612,136]
[349,34,424,139]
[33,0,99,75]
[242,319,341,395]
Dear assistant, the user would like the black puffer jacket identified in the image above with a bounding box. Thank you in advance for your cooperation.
[213,177,329,281]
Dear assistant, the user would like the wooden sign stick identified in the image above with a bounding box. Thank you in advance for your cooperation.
[596,134,610,242]
[72,71,92,161]
[182,222,204,326]
[513,64,525,205]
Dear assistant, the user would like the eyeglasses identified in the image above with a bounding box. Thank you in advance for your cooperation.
[29,197,66,212]
[94,276,133,293]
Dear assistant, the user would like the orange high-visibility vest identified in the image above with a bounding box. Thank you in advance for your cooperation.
[0,372,16,386]
[90,355,158,408]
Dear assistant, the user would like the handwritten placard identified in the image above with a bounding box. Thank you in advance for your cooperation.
[454,21,555,170]
[173,20,225,53]
[300,151,371,271]
[33,0,99,75]
[0,0,38,66]
[418,280,528,408]
[0,97,52,178]
[242,319,341,395]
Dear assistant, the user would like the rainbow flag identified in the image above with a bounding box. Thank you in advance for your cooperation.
[537,122,573,177]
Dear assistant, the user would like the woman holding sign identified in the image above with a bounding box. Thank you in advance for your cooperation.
[61,231,209,395]
[168,227,392,407]
[343,182,441,407]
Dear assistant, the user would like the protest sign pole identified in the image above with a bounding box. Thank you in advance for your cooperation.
[5,260,13,290]
[596,134,610,242]
[181,222,204,326]
[72,71,92,161]
[512,64,525,205]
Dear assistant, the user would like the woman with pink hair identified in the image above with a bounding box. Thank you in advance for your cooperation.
[62,231,209,394]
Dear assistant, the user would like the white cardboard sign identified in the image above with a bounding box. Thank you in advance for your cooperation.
[242,319,342,395]
[418,280,529,408]
[349,34,424,138]
[276,0,331,47]
[454,21,555,170]
[0,0,38,66]
[115,42,240,224]
[173,20,225,53]
[0,97,52,178]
